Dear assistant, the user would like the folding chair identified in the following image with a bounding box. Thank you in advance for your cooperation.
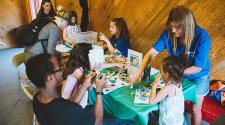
[12,52,39,125]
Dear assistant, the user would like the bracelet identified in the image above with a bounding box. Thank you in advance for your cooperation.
[96,91,104,95]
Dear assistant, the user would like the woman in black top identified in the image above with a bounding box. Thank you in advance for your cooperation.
[36,0,56,19]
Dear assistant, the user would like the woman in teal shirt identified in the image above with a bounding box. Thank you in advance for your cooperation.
[129,6,210,125]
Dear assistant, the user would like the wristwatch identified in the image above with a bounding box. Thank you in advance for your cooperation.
[96,91,104,95]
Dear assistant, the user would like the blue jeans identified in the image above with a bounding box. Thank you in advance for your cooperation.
[190,73,210,96]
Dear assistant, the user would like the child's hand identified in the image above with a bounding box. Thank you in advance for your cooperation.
[99,32,110,43]
[83,72,97,88]
[113,62,126,69]
[152,74,161,86]
[91,63,103,71]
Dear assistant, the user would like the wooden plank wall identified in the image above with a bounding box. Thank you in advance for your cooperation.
[89,0,225,80]
[0,0,27,49]
[55,0,82,24]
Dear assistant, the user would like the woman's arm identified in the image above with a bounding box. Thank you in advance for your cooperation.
[128,47,159,83]
[99,33,116,53]
[183,66,202,76]
[103,62,125,69]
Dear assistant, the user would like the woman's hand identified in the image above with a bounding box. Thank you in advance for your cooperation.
[127,71,142,84]
[99,32,110,43]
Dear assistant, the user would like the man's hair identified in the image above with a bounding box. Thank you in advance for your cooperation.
[26,53,55,88]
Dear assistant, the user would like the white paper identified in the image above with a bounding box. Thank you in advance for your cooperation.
[88,45,104,70]
[127,49,143,75]
[102,77,127,94]
[55,44,72,53]
[134,88,150,104]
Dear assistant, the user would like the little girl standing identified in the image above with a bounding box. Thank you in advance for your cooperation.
[149,56,185,125]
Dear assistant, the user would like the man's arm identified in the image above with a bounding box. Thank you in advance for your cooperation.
[94,77,106,125]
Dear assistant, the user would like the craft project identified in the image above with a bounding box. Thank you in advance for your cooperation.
[134,87,150,104]
[88,45,105,69]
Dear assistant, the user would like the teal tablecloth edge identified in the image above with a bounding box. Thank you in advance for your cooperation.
[88,78,197,125]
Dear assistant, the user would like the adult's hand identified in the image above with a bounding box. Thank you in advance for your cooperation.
[127,71,142,84]
[96,76,106,92]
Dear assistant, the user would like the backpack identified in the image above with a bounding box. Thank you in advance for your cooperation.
[15,17,51,46]
[208,80,225,105]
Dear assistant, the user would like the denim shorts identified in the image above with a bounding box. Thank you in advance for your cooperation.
[190,73,210,96]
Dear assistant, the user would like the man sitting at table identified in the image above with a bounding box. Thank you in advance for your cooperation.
[26,53,134,125]
[26,53,105,125]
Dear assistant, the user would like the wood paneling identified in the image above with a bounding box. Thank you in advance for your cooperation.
[89,0,225,80]
[0,0,27,49]
[55,0,82,24]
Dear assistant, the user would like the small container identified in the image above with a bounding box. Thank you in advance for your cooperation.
[142,64,151,82]
[74,31,98,44]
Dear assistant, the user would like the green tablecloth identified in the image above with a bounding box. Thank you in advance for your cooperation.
[89,79,197,125]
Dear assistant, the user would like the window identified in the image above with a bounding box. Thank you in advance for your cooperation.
[29,0,42,19]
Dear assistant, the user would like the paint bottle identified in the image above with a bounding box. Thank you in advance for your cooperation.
[142,64,151,82]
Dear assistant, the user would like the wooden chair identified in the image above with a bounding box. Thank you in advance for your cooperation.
[12,52,39,125]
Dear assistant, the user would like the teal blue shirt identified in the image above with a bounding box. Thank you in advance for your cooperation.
[153,25,211,80]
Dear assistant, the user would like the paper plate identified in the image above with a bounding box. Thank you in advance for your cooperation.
[55,44,72,53]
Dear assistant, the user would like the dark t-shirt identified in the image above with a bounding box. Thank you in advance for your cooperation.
[110,35,131,57]
[33,93,95,125]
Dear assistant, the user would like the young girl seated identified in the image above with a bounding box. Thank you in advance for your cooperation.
[62,43,95,108]
[149,56,185,125]
[63,11,81,46]
[99,17,131,57]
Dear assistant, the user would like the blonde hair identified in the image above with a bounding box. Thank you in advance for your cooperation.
[167,6,196,54]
